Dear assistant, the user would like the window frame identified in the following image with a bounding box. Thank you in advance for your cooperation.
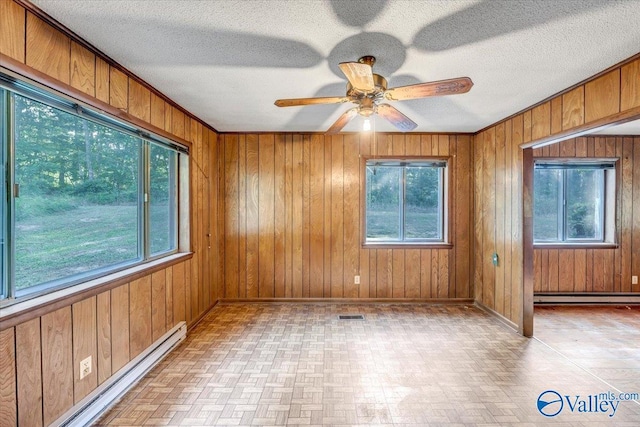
[0,90,7,300]
[0,73,188,305]
[533,158,617,247]
[147,142,180,258]
[360,156,451,248]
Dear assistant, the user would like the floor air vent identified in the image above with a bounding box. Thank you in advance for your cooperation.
[338,314,364,320]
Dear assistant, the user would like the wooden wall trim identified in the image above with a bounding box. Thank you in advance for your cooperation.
[0,253,193,331]
[218,131,476,136]
[473,301,519,331]
[12,0,218,134]
[521,105,640,149]
[186,301,219,331]
[521,148,534,337]
[1,55,193,150]
[219,298,475,304]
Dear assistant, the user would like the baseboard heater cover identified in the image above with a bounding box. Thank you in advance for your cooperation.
[52,321,187,427]
[534,294,640,304]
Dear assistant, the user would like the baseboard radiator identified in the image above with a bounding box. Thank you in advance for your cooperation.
[52,321,187,427]
[535,293,640,305]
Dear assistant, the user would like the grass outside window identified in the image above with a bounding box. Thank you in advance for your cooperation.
[1,77,184,302]
[364,159,448,245]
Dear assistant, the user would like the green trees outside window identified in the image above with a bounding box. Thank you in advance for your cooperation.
[13,95,141,289]
[365,160,446,243]
[533,162,609,243]
[149,144,177,255]
[1,81,181,300]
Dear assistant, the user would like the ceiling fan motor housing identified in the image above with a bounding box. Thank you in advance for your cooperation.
[346,73,387,116]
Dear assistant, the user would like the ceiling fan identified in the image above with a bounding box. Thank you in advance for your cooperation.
[274,56,473,133]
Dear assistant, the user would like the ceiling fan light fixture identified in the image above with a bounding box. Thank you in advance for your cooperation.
[274,55,473,134]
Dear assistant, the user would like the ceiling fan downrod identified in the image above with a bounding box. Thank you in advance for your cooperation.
[358,55,376,67]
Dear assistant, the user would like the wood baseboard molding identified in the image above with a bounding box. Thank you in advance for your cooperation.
[187,300,219,331]
[474,301,519,332]
[219,298,475,304]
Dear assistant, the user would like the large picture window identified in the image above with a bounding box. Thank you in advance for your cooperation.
[365,159,447,244]
[1,77,184,302]
[533,160,615,244]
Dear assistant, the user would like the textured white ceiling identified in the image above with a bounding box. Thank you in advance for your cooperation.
[33,0,640,133]
[592,119,640,135]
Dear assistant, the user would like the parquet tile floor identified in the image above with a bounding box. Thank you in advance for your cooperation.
[95,303,640,426]
[534,305,640,400]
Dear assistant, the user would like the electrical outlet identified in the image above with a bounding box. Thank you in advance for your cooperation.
[354,275,360,285]
[633,276,638,285]
[80,356,92,380]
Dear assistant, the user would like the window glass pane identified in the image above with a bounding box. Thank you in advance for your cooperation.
[565,169,603,240]
[0,89,6,296]
[150,144,177,255]
[13,95,140,291]
[405,166,441,239]
[533,169,561,241]
[366,166,401,239]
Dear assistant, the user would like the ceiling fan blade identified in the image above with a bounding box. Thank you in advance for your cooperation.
[385,77,473,101]
[326,108,358,134]
[275,96,350,107]
[377,104,417,132]
[339,62,375,91]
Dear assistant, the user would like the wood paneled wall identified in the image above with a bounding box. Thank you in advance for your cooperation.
[475,56,640,327]
[2,266,193,426]
[533,136,640,293]
[0,1,219,425]
[219,133,474,300]
[474,120,524,325]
